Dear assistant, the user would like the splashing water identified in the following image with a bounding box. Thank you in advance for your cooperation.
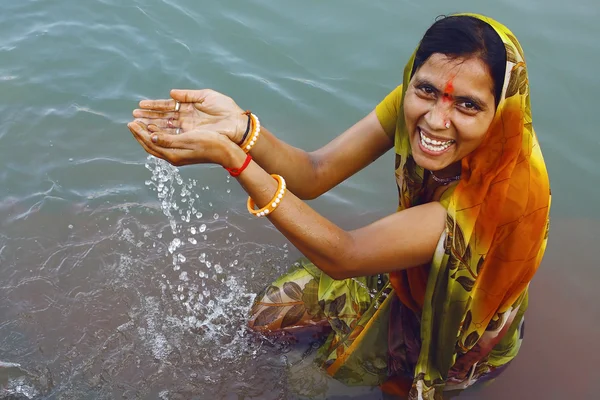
[140,156,262,370]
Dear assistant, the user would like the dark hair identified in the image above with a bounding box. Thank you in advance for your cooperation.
[412,15,507,106]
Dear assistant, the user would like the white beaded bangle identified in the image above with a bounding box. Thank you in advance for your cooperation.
[247,174,286,217]
[242,113,261,153]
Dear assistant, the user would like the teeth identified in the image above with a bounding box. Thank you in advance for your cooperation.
[419,129,453,152]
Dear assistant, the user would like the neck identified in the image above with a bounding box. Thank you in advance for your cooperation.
[432,161,461,179]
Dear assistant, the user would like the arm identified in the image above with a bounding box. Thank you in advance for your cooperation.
[128,122,446,279]
[247,111,393,199]
[134,90,394,200]
[232,146,446,279]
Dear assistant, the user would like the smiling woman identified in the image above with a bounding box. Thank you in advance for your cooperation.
[405,54,497,176]
[128,13,551,400]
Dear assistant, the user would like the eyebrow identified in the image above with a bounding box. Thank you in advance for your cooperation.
[413,78,489,110]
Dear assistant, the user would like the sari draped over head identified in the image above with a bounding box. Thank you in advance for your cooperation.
[315,14,551,400]
[385,13,551,399]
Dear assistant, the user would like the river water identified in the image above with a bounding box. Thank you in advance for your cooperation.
[1,0,598,399]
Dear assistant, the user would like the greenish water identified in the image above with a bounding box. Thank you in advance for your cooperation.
[0,0,598,399]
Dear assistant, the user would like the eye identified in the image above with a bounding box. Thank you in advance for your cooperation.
[457,100,482,113]
[416,84,436,98]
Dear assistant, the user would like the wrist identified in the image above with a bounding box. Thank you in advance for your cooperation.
[235,112,250,144]
[221,135,247,170]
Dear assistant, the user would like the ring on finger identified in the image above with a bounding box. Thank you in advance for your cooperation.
[174,101,181,112]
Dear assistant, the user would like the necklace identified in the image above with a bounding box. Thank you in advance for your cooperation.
[429,170,461,185]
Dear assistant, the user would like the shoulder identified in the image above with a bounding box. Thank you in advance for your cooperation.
[375,85,403,140]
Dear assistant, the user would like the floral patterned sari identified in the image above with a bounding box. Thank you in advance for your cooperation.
[249,13,551,400]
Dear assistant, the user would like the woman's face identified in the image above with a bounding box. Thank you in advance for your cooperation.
[403,53,497,174]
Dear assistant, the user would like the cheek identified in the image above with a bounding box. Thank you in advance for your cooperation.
[455,122,490,152]
[455,113,494,143]
[403,94,425,127]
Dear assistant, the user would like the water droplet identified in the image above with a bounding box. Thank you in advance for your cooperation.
[69,158,74,162]
[214,264,223,273]
[168,238,182,254]
[68,224,73,229]
[199,224,207,233]
[188,238,197,244]
[228,232,233,237]
[226,189,231,193]
[199,253,206,262]
[213,213,219,220]
[179,271,189,281]
[209,202,213,207]
[196,212,203,219]
[190,227,197,235]
[177,254,186,263]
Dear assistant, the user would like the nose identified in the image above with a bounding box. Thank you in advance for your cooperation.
[425,98,452,130]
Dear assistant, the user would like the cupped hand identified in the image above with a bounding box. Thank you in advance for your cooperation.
[132,89,248,144]
[127,121,240,168]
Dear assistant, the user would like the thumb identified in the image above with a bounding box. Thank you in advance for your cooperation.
[170,89,211,105]
[151,132,182,149]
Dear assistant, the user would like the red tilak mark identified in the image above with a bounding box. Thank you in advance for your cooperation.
[442,80,455,102]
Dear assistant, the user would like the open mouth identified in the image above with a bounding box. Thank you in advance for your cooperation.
[418,127,455,153]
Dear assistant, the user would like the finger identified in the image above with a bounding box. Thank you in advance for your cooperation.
[135,117,180,129]
[135,118,165,128]
[148,124,179,135]
[138,99,180,111]
[132,109,179,119]
[170,89,211,104]
[151,131,190,150]
[129,123,186,165]
[127,122,164,159]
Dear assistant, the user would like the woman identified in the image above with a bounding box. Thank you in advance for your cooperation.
[128,14,550,399]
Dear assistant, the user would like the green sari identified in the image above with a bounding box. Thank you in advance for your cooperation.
[249,13,550,400]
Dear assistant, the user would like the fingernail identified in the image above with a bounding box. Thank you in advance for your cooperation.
[152,135,158,143]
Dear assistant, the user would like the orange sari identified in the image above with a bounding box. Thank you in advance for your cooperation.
[380,14,551,399]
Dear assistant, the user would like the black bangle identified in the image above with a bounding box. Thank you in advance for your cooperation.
[238,113,252,145]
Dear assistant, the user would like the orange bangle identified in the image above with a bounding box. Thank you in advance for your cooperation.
[247,174,286,217]
[241,113,261,153]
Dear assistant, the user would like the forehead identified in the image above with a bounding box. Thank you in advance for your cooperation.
[413,53,495,98]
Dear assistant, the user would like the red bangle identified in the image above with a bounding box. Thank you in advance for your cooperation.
[225,154,252,177]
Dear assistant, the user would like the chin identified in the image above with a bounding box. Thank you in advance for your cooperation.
[412,153,447,171]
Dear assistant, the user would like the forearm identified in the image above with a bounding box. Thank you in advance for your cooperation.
[247,126,322,199]
[227,145,352,278]
[247,111,393,201]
